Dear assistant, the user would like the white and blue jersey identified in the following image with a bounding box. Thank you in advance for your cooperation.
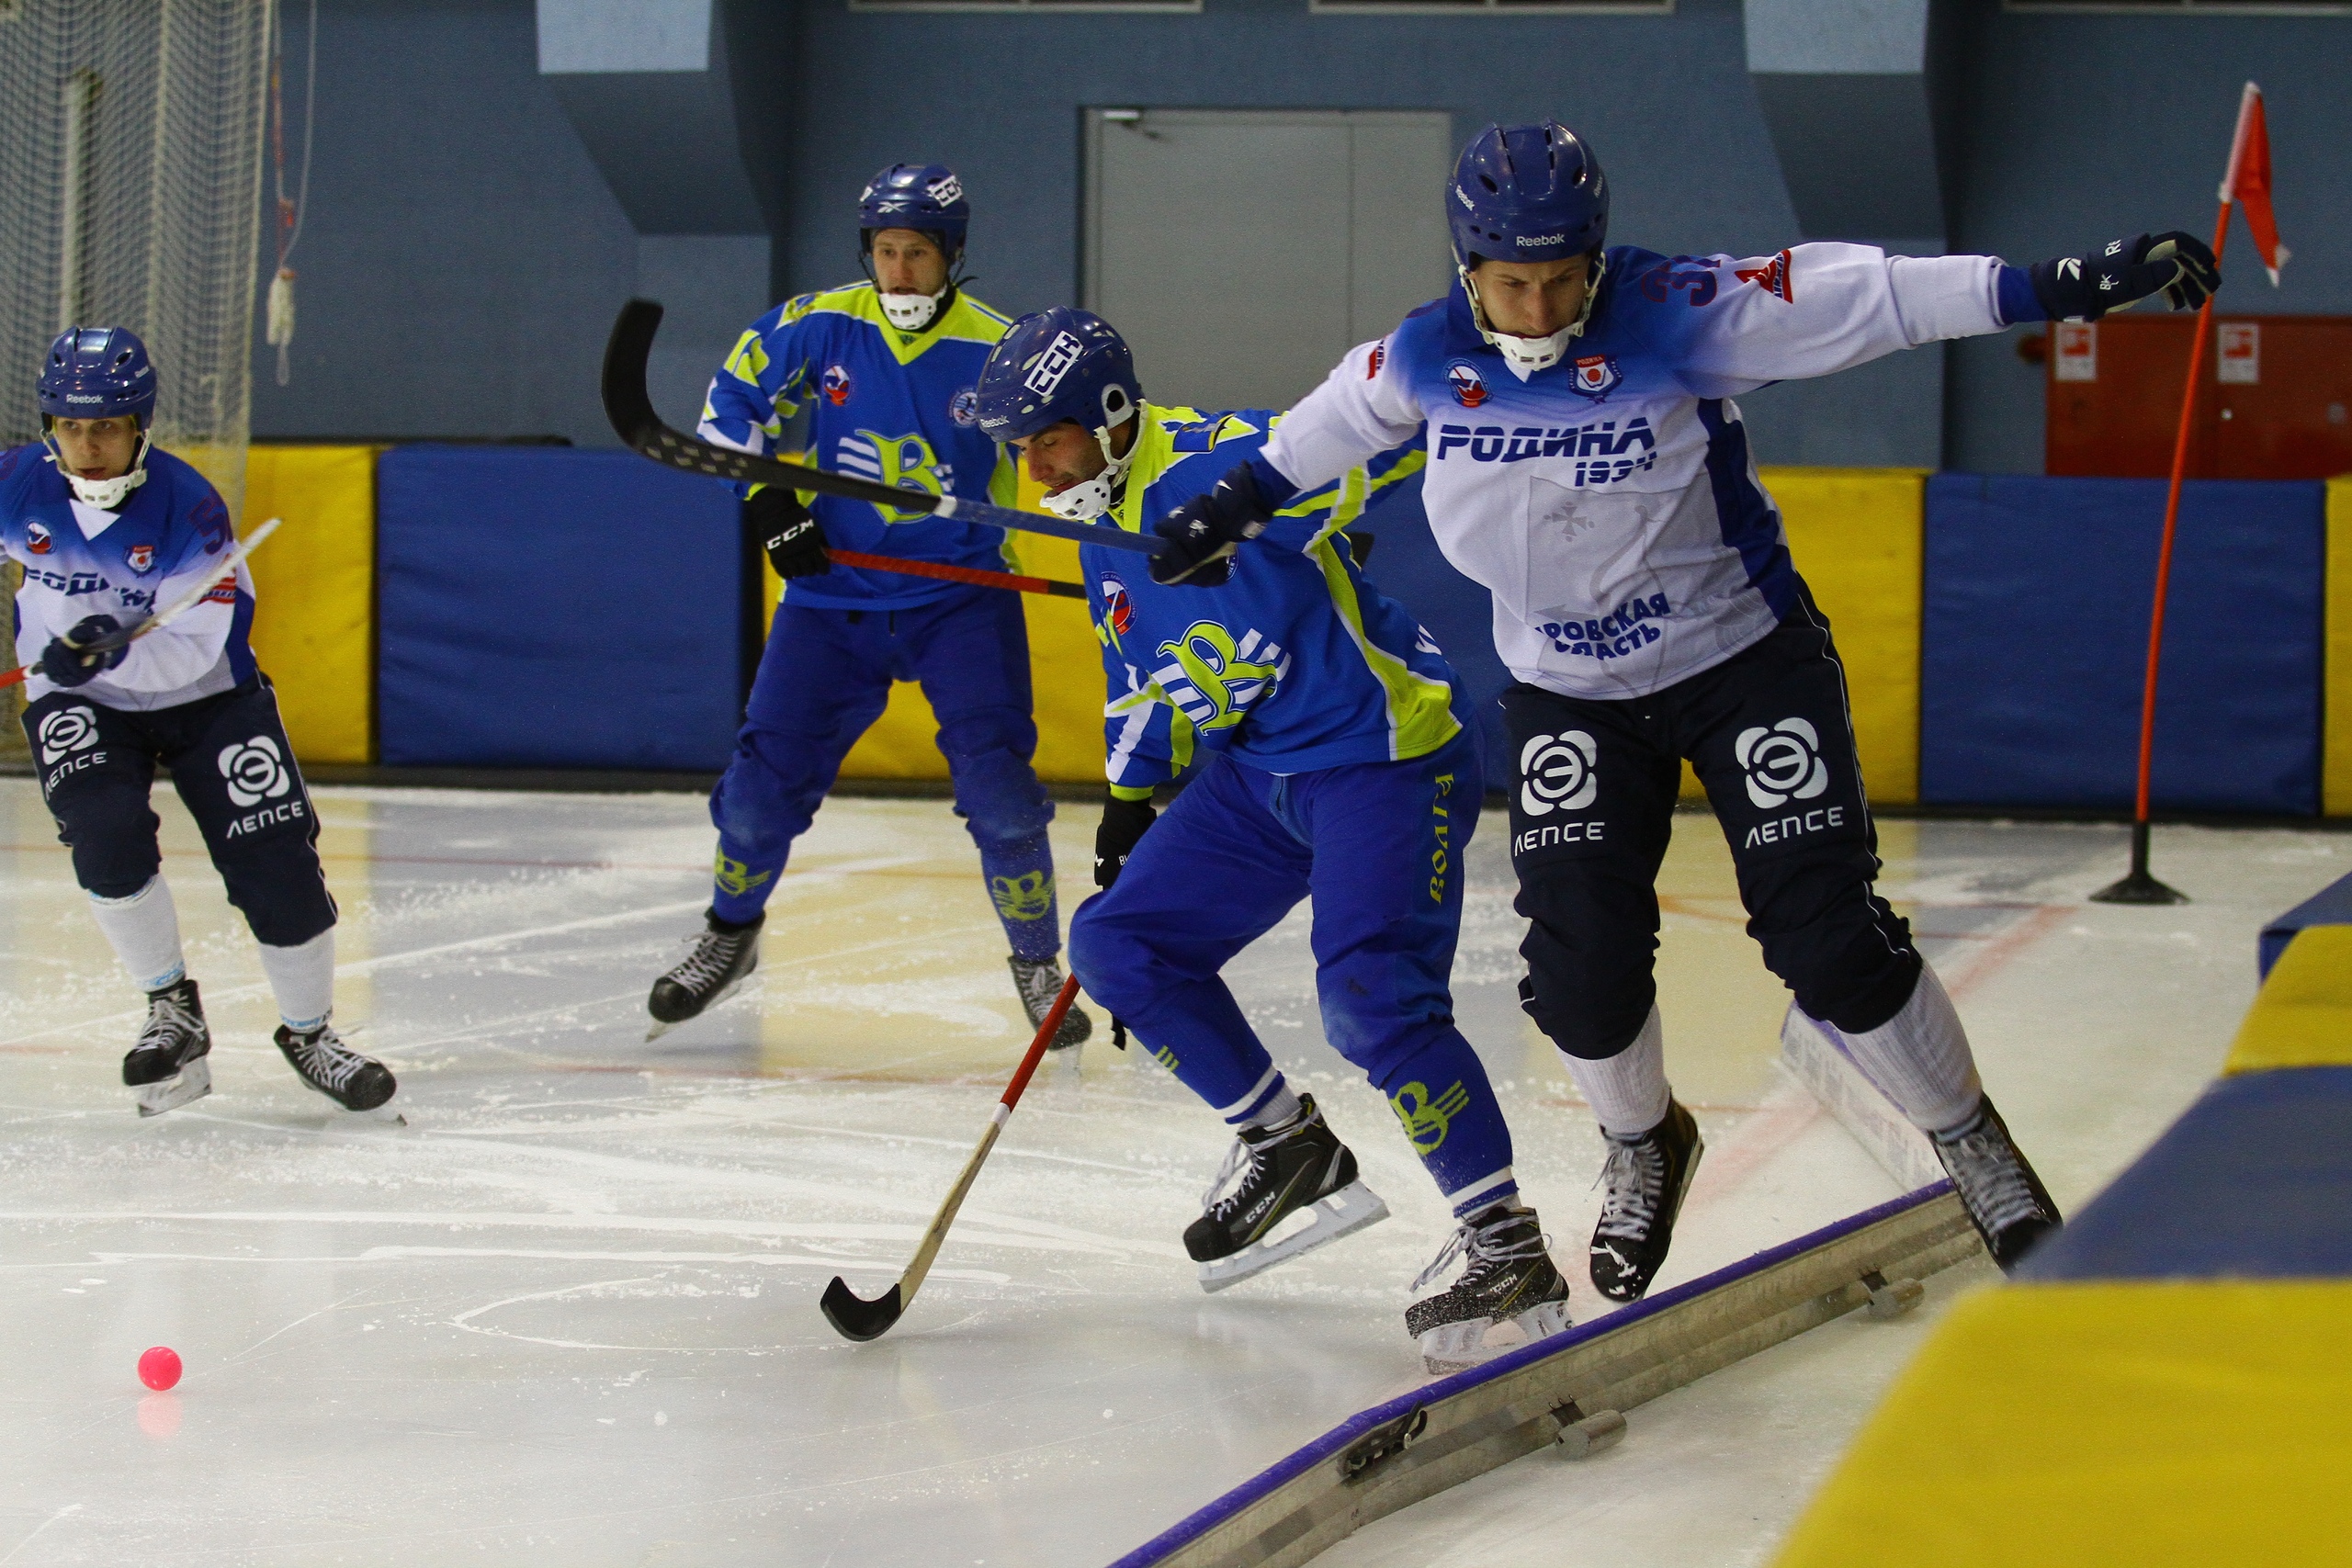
[700,281,1020,612]
[1261,243,2011,701]
[1086,403,1447,794]
[0,443,254,711]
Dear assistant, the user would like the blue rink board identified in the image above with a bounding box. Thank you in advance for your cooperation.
[1920,475,2324,815]
[2260,868,2352,978]
[377,446,743,769]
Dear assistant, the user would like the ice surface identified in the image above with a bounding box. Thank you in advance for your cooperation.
[0,778,2337,1565]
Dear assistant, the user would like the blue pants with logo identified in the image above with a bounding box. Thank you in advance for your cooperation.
[709,583,1060,958]
[1069,727,1516,1217]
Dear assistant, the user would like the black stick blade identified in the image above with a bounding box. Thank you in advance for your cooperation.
[820,1276,904,1342]
[601,299,666,450]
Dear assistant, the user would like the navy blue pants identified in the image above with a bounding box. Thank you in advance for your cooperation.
[1069,727,1517,1217]
[709,584,1059,958]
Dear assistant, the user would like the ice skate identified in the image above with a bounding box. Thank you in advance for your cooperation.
[1186,1094,1388,1292]
[1589,1098,1703,1303]
[122,976,212,1117]
[646,909,763,1040]
[275,1018,397,1111]
[1407,1204,1574,1376]
[1010,954,1091,1050]
[1933,1096,2061,1270]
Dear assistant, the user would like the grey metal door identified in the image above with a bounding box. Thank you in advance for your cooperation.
[1083,109,1454,413]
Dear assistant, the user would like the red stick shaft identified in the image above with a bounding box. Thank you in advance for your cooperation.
[826,548,1085,601]
[999,976,1079,1111]
[2132,206,2233,826]
[0,663,28,691]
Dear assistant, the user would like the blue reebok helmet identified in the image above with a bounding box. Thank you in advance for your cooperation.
[972,308,1141,446]
[858,163,972,262]
[38,325,159,424]
[1448,122,1609,269]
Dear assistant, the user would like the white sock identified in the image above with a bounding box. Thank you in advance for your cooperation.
[1562,1006,1672,1138]
[1245,1080,1305,1133]
[257,927,336,1032]
[89,877,187,992]
[1827,963,1983,1134]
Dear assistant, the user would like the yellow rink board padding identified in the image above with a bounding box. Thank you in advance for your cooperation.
[1773,1280,2352,1567]
[241,445,377,764]
[2326,477,2352,817]
[2225,924,2352,1074]
[1683,467,1928,803]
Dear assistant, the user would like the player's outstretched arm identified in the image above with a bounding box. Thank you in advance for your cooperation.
[2016,231,2221,323]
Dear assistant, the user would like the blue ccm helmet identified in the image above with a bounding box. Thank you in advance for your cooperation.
[39,325,160,508]
[1447,122,1611,376]
[972,308,1143,522]
[859,163,973,331]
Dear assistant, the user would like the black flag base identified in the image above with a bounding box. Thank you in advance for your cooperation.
[2090,820,2188,906]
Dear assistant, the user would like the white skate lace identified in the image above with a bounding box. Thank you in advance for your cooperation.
[1413,1210,1549,1293]
[668,929,751,994]
[138,990,200,1057]
[1940,1124,2045,1235]
[1010,957,1065,1023]
[1199,1109,1317,1213]
[288,1026,366,1091]
[1594,1134,1668,1240]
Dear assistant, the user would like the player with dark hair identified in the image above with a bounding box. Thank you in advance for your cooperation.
[1149,120,2222,1294]
[973,307,1567,1373]
[649,164,1091,1050]
[2,326,392,1116]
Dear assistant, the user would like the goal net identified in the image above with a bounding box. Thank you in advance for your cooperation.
[0,0,270,766]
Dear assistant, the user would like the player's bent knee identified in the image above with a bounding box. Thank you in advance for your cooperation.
[1784,942,1922,1036]
[214,840,336,949]
[948,748,1053,848]
[1518,970,1653,1060]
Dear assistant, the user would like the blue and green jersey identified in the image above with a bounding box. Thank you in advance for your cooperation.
[1083,404,1456,793]
[700,281,1019,611]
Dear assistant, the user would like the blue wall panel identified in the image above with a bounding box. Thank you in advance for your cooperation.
[378,446,742,769]
[1920,475,2324,814]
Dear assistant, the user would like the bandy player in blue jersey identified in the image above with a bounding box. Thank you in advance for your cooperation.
[973,310,1565,1373]
[646,165,1090,1049]
[2,328,394,1116]
[1150,122,2222,1292]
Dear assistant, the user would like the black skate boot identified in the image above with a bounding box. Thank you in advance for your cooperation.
[275,1019,397,1111]
[123,977,212,1118]
[1009,954,1091,1050]
[1407,1203,1574,1375]
[1185,1094,1389,1292]
[1589,1099,1704,1303]
[1933,1096,2061,1270]
[646,909,763,1041]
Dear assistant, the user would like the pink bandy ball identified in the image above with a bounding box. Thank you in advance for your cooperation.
[138,1346,182,1392]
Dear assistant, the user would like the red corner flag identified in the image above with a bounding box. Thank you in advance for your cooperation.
[2222,82,2290,287]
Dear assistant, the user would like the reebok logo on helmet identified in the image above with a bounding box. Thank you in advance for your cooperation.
[1518,233,1566,247]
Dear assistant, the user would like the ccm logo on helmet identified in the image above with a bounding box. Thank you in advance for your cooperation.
[1024,331,1084,398]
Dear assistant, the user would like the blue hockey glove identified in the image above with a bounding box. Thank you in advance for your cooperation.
[40,615,128,687]
[1150,462,1276,588]
[750,485,830,580]
[2029,231,2220,323]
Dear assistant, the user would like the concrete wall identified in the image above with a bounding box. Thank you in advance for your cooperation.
[248,0,2352,471]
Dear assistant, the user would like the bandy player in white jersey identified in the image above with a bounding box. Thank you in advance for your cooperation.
[1142,120,2221,1294]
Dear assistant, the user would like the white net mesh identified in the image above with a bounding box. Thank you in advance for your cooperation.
[0,0,270,764]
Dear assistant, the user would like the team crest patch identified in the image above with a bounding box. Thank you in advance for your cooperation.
[821,364,854,406]
[949,387,978,427]
[25,521,52,555]
[125,542,155,573]
[1367,343,1386,379]
[1735,249,1794,303]
[1569,355,1622,400]
[990,870,1054,923]
[1445,360,1488,409]
[1101,573,1134,637]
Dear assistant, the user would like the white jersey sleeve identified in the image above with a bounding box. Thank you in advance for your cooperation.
[1259,335,1426,495]
[1666,244,2008,398]
[103,558,241,694]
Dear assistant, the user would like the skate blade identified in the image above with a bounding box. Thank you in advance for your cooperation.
[644,974,751,1042]
[1418,1299,1574,1377]
[133,1058,212,1118]
[1197,1180,1390,1294]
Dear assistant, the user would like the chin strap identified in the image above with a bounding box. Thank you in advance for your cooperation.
[1038,391,1141,522]
[877,283,953,332]
[1461,253,1608,380]
[45,433,153,510]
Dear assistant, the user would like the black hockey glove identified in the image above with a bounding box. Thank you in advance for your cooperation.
[40,615,128,687]
[2029,231,2220,323]
[1150,461,1276,588]
[1094,792,1157,887]
[751,485,831,580]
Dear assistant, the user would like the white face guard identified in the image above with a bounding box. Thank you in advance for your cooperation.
[1036,388,1140,522]
[876,286,950,332]
[1461,253,1608,380]
[48,433,152,510]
